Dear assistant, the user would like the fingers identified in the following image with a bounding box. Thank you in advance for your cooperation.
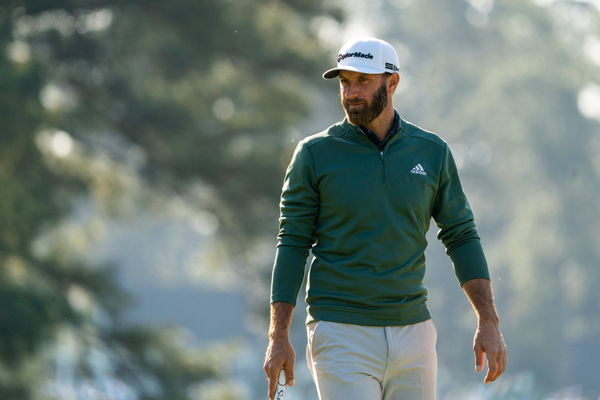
[503,347,507,375]
[483,344,507,383]
[264,363,279,400]
[484,351,498,383]
[474,346,484,372]
[265,367,294,399]
[496,343,507,380]
[263,356,280,399]
[496,348,506,381]
[284,362,295,387]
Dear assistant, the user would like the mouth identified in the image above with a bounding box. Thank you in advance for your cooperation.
[346,102,365,109]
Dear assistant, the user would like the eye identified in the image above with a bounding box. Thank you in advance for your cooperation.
[358,76,368,82]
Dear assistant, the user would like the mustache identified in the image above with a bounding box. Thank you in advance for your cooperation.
[344,99,366,105]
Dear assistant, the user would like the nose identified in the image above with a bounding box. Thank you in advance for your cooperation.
[343,82,359,99]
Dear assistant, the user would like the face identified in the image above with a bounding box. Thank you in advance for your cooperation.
[339,71,389,126]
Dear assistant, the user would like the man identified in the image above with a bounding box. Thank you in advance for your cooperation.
[263,37,506,400]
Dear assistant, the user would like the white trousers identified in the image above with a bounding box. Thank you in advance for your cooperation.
[306,319,437,400]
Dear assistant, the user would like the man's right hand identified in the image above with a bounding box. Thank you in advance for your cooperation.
[263,335,296,399]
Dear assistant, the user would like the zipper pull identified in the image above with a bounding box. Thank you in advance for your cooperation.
[380,150,384,159]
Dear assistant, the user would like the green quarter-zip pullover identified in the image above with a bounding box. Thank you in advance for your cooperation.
[271,115,490,326]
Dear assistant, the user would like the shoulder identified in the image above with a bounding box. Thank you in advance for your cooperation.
[298,120,349,149]
[401,118,448,150]
[288,121,347,166]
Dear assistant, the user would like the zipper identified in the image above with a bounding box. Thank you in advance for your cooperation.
[380,149,386,183]
[350,123,400,184]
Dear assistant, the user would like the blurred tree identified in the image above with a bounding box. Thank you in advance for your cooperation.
[11,0,342,305]
[1,0,342,398]
[0,41,221,394]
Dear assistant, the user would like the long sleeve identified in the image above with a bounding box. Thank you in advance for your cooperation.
[270,140,319,305]
[432,144,490,285]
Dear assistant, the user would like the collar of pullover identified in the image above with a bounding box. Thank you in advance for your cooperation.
[344,110,401,151]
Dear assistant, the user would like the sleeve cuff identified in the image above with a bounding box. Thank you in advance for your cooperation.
[270,246,310,306]
[448,239,490,285]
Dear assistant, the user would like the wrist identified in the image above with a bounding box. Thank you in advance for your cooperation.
[269,328,290,340]
[268,302,294,340]
[477,314,500,327]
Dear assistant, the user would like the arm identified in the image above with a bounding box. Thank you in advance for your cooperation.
[432,145,505,381]
[264,141,319,398]
[432,144,490,284]
[271,140,319,304]
[263,302,296,399]
[462,278,507,383]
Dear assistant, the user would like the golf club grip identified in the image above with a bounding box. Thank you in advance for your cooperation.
[275,369,286,399]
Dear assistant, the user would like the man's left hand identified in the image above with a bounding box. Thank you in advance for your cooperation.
[473,321,507,383]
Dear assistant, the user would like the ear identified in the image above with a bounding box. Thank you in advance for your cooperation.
[387,73,400,92]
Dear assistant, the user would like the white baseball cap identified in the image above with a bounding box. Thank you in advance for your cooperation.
[322,37,400,79]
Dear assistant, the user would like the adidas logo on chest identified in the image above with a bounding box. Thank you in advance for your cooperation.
[410,163,427,176]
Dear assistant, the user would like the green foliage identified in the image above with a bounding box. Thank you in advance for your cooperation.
[1,0,342,398]
[106,327,234,400]
[15,0,340,241]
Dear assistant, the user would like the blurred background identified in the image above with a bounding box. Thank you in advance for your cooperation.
[1,0,599,399]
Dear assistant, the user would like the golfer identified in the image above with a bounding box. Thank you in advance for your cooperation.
[263,37,506,400]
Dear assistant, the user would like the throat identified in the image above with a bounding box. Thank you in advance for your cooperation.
[359,111,399,150]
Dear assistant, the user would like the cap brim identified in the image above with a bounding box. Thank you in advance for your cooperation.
[322,65,387,79]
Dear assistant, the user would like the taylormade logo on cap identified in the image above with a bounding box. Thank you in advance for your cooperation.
[323,38,400,79]
[337,52,374,62]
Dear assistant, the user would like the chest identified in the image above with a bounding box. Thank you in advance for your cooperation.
[315,144,440,222]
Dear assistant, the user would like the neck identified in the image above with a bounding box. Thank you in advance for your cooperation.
[361,106,395,141]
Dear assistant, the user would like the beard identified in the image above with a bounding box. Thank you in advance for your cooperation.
[342,81,388,126]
